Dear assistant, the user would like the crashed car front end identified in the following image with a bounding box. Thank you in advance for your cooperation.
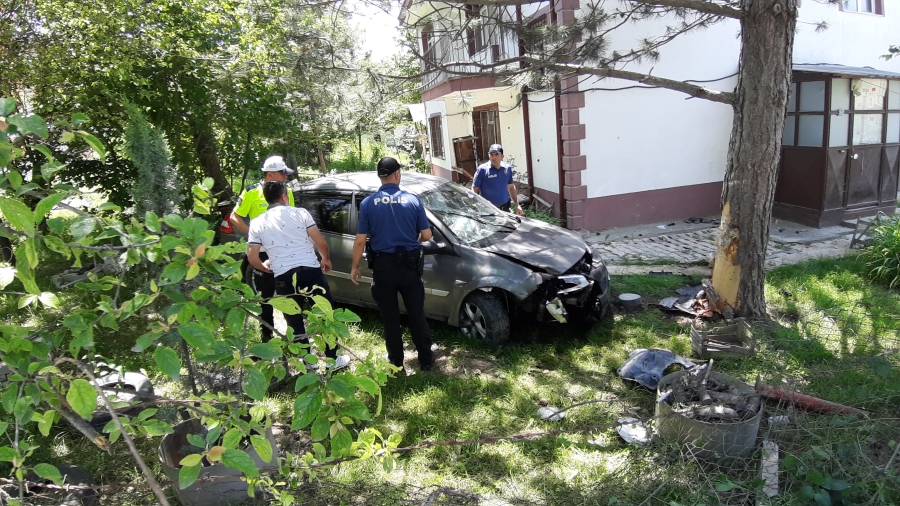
[521,246,611,323]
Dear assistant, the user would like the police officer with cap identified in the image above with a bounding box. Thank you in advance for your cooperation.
[350,157,434,371]
[230,155,295,342]
[473,143,524,215]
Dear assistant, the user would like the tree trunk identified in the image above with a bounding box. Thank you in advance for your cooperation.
[309,100,327,174]
[193,126,234,201]
[710,0,797,318]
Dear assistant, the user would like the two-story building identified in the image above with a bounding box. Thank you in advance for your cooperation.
[402,0,900,230]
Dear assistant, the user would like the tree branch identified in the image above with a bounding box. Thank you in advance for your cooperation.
[628,0,743,19]
[539,62,735,104]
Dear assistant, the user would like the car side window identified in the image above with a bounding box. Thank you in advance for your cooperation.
[298,197,351,235]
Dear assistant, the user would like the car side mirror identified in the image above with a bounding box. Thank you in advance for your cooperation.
[422,240,451,255]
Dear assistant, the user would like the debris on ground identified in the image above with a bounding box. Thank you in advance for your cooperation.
[690,318,756,358]
[537,406,565,421]
[685,217,719,225]
[658,360,761,423]
[760,440,780,498]
[617,348,695,389]
[755,381,869,417]
[657,284,712,317]
[615,417,649,445]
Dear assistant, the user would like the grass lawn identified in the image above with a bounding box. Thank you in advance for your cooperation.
[8,255,900,505]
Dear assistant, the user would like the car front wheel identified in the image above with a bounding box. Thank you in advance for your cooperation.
[459,292,510,346]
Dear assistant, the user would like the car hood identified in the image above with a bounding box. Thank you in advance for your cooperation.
[481,217,587,275]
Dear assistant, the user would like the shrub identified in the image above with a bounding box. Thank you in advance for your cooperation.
[860,214,900,288]
[523,206,561,227]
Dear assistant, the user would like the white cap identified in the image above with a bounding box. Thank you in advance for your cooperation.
[261,155,294,174]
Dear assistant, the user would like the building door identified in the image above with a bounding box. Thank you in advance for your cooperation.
[472,104,501,164]
[845,147,881,207]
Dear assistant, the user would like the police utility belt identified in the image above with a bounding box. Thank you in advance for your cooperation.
[367,245,424,275]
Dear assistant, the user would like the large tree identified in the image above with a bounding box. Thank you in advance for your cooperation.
[400,0,801,318]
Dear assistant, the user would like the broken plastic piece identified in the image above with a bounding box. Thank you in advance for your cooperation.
[617,348,695,389]
[545,297,567,323]
[537,406,565,421]
[616,417,649,445]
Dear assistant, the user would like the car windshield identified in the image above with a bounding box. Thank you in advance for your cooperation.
[420,183,518,244]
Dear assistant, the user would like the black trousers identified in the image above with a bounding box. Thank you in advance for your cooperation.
[371,256,433,368]
[247,252,276,342]
[497,201,511,212]
[274,266,338,359]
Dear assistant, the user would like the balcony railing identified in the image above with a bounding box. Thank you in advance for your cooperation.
[422,26,520,90]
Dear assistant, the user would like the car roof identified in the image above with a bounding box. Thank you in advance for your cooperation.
[293,171,448,195]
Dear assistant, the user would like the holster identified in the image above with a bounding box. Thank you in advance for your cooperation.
[365,241,375,269]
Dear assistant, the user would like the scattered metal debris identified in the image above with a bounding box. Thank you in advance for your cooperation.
[690,319,756,358]
[615,418,649,445]
[658,360,762,423]
[617,348,695,389]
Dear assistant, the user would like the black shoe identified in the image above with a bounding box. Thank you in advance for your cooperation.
[420,360,434,372]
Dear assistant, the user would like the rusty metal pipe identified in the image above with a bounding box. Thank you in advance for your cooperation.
[756,383,868,417]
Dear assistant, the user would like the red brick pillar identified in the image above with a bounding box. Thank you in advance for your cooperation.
[554,0,586,230]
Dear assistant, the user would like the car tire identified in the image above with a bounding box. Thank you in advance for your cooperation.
[459,292,510,346]
[89,371,154,428]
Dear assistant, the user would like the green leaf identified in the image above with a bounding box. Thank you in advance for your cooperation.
[347,376,379,397]
[74,131,105,162]
[6,171,22,189]
[187,434,206,448]
[66,379,97,420]
[334,308,361,323]
[71,113,89,126]
[715,481,738,492]
[41,161,67,181]
[32,144,54,162]
[221,449,259,478]
[59,132,74,143]
[178,463,201,490]
[37,292,60,308]
[268,296,301,315]
[154,346,182,380]
[179,454,203,467]
[222,428,243,449]
[331,428,352,457]
[0,98,15,116]
[41,235,70,258]
[310,414,329,441]
[225,307,245,337]
[294,373,320,393]
[161,262,188,285]
[137,408,158,421]
[326,377,355,400]
[0,446,19,462]
[242,367,267,401]
[69,217,96,240]
[33,464,62,485]
[0,197,36,237]
[8,114,48,138]
[22,237,38,268]
[250,434,273,463]
[248,343,281,360]
[145,212,161,233]
[178,323,214,351]
[193,200,210,215]
[0,266,15,290]
[37,410,54,436]
[33,194,66,223]
[292,390,323,430]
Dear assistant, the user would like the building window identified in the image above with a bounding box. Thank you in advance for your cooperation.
[465,5,484,57]
[429,115,445,159]
[840,0,883,14]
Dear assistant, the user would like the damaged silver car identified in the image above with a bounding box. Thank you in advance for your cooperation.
[291,172,611,345]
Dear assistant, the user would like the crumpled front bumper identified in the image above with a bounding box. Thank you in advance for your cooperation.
[535,247,611,321]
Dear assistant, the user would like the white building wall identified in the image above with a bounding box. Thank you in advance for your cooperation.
[434,87,527,165]
[528,92,559,194]
[794,3,900,68]
[579,10,741,198]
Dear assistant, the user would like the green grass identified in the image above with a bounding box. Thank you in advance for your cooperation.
[8,255,900,504]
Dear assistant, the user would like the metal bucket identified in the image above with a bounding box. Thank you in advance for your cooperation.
[158,419,279,506]
[654,370,762,458]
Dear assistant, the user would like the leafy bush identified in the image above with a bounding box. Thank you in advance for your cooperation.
[328,138,385,173]
[860,215,900,288]
[523,205,561,227]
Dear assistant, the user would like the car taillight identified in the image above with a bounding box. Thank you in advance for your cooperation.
[220,219,234,234]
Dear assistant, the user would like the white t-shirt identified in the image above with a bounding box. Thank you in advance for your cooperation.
[247,205,320,277]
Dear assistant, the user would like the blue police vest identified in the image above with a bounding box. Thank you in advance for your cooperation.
[473,162,513,206]
[358,183,429,253]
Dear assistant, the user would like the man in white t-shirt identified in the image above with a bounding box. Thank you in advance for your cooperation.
[247,181,349,370]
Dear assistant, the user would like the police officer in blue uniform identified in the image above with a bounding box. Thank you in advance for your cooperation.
[472,143,524,215]
[350,157,434,371]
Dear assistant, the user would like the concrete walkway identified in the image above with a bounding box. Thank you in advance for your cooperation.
[582,216,861,275]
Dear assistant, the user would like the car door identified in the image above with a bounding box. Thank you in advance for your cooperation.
[295,193,358,304]
[419,214,458,321]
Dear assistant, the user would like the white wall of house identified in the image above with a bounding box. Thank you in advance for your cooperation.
[580,12,740,198]
[424,100,450,170]
[527,92,559,194]
[794,3,900,68]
